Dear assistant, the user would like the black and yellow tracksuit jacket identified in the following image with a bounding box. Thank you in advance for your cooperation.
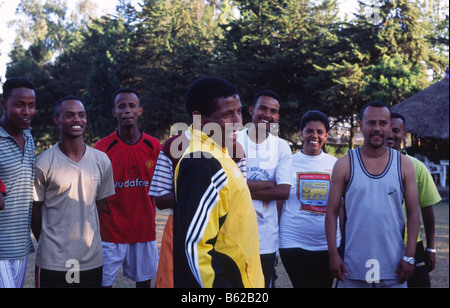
[174,128,264,288]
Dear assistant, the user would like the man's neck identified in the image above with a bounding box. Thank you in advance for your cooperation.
[0,118,26,152]
[58,137,86,163]
[360,145,388,159]
[359,145,390,176]
[0,118,23,138]
[118,126,141,145]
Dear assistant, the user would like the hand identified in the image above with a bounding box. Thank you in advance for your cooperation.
[425,251,436,273]
[329,254,347,282]
[396,259,415,284]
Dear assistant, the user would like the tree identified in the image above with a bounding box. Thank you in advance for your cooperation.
[314,0,448,147]
[9,0,96,63]
[365,53,422,105]
[422,0,449,79]
[129,0,236,139]
[5,0,100,148]
[373,0,444,88]
[216,0,341,145]
[81,17,132,142]
[4,0,447,149]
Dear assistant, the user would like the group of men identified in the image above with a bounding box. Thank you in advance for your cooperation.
[0,75,441,288]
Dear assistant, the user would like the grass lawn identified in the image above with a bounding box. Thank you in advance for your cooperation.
[24,201,449,288]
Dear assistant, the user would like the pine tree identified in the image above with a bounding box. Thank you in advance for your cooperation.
[131,0,234,138]
[216,0,341,143]
[374,0,442,88]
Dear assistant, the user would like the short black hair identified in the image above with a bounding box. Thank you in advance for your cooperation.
[359,101,390,121]
[185,77,239,116]
[252,90,281,107]
[299,110,330,132]
[55,95,81,116]
[391,112,406,125]
[2,77,35,101]
[113,87,141,102]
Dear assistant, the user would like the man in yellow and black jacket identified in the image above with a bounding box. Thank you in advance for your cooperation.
[173,77,264,288]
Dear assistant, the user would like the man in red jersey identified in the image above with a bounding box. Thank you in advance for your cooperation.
[95,88,161,288]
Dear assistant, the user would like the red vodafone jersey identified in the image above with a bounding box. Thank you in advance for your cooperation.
[95,132,161,243]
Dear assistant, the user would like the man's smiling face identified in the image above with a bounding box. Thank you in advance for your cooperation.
[249,95,280,134]
[1,87,36,132]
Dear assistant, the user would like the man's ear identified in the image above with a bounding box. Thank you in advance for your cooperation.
[192,111,202,130]
[248,105,254,116]
[53,114,60,126]
[273,113,280,123]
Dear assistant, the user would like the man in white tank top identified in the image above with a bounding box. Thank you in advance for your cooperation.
[325,101,420,288]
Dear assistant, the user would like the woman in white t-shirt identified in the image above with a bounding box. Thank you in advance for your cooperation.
[279,110,341,288]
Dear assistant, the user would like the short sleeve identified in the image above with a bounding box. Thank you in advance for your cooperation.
[149,151,174,197]
[33,167,46,202]
[275,140,293,186]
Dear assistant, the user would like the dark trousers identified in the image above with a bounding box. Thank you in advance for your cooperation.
[407,241,431,288]
[260,252,277,288]
[280,247,333,288]
[36,266,103,288]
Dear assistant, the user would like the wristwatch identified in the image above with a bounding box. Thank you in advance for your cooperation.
[402,256,415,265]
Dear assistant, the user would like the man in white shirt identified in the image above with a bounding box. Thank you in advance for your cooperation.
[237,90,292,288]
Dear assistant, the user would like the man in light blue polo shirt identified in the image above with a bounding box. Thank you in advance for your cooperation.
[0,77,36,288]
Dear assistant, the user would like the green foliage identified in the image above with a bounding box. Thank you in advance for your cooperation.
[3,0,449,148]
[365,53,422,105]
[81,17,130,142]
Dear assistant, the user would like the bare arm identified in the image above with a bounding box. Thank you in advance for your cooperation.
[396,155,420,283]
[32,201,43,241]
[325,155,350,282]
[154,193,175,211]
[0,194,4,211]
[248,182,290,201]
[96,198,108,216]
[276,200,284,224]
[247,180,276,193]
[421,206,436,272]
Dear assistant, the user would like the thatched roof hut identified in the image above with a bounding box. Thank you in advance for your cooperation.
[391,78,449,140]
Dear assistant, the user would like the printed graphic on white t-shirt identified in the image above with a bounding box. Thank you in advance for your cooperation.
[297,172,331,215]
